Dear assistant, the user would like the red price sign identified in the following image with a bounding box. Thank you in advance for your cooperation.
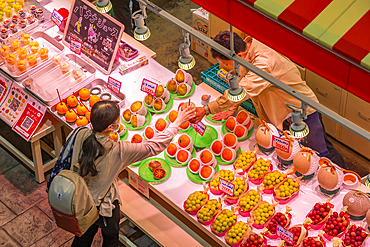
[140,78,158,96]
[107,76,122,94]
[272,135,290,153]
[190,121,207,136]
[218,178,234,197]
[277,225,294,245]
[51,9,63,27]
[70,39,82,55]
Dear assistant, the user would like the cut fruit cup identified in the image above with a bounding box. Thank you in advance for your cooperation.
[239,228,267,247]
[323,207,350,241]
[305,198,333,230]
[238,186,264,217]
[233,146,259,176]
[261,206,292,239]
[225,220,253,247]
[183,188,210,215]
[248,161,273,185]
[278,224,308,247]
[209,170,235,195]
[224,176,249,205]
[197,197,223,225]
[211,207,239,237]
[250,201,279,229]
[273,177,302,204]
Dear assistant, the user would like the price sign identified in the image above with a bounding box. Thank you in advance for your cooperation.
[107,76,122,94]
[70,39,82,55]
[128,169,149,199]
[277,225,294,245]
[12,102,46,141]
[219,177,235,197]
[190,121,207,136]
[272,135,290,153]
[140,78,158,96]
[51,9,63,27]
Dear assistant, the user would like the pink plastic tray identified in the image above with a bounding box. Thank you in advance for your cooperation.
[248,163,273,185]
[211,221,236,237]
[183,194,209,215]
[273,190,299,204]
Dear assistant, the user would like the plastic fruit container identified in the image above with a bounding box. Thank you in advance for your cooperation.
[251,201,278,229]
[183,190,209,215]
[248,162,273,185]
[261,208,292,239]
[225,221,252,247]
[305,200,333,230]
[224,176,249,205]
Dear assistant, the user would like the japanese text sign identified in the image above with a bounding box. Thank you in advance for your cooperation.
[51,9,63,27]
[128,169,149,199]
[190,121,207,136]
[219,178,234,197]
[277,225,294,245]
[141,78,158,96]
[272,135,290,153]
[70,39,82,55]
[107,77,122,94]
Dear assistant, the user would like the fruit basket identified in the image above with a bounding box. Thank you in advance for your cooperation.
[224,176,249,205]
[233,148,258,175]
[188,125,218,148]
[262,170,287,194]
[250,201,278,229]
[183,189,209,215]
[196,198,223,225]
[209,170,235,195]
[248,158,273,185]
[186,164,220,184]
[273,177,301,204]
[225,221,252,247]
[138,158,171,184]
[261,207,292,239]
[323,208,350,241]
[340,223,369,247]
[211,208,238,237]
[238,189,263,217]
[305,199,333,230]
[278,224,308,247]
[240,231,267,247]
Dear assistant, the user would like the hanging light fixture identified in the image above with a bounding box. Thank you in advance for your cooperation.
[132,4,151,41]
[286,103,310,138]
[178,31,196,70]
[95,0,114,17]
[227,64,246,102]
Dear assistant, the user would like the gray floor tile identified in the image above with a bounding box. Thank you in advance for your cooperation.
[0,149,19,174]
[0,201,16,227]
[134,235,155,247]
[0,228,21,247]
[29,228,73,247]
[36,198,54,221]
[2,206,55,247]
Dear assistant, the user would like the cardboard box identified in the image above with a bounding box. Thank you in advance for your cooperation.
[191,8,209,59]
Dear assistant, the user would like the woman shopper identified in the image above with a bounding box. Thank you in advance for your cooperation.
[69,101,195,246]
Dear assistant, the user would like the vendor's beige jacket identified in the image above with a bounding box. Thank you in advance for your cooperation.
[66,124,179,217]
[207,39,318,130]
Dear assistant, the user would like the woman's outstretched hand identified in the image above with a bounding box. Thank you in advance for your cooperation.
[174,105,196,127]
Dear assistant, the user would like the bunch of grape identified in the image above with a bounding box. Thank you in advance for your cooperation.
[185,191,207,211]
[235,151,256,170]
[230,177,246,197]
[240,233,265,247]
[275,178,299,198]
[197,199,222,222]
[263,170,286,189]
[210,170,234,191]
[248,159,270,180]
[239,190,261,212]
[252,202,274,225]
[211,209,237,234]
[226,221,249,244]
[265,212,289,234]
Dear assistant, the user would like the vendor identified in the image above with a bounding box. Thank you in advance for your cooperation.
[193,31,346,169]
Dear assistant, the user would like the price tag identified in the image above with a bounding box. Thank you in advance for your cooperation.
[190,121,207,136]
[128,169,150,199]
[277,225,294,245]
[140,78,158,96]
[51,9,63,27]
[107,76,122,94]
[272,135,290,153]
[70,39,82,55]
[219,177,235,197]
[12,103,46,141]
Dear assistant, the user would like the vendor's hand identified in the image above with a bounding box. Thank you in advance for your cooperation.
[190,107,206,124]
[212,110,235,121]
[173,105,196,127]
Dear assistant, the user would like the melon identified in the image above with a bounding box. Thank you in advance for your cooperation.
[292,148,320,175]
[343,190,370,218]
[317,160,343,191]
[366,209,370,227]
[255,122,279,149]
[276,134,300,161]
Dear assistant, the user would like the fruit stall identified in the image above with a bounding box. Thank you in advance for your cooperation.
[0,0,370,247]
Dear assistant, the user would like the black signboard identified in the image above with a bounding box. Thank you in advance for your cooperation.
[63,0,124,74]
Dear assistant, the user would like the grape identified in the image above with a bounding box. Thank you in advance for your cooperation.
[248,158,271,180]
[185,191,207,211]
[230,177,246,197]
[210,170,234,191]
[275,178,299,198]
[239,190,260,211]
[197,199,221,222]
[226,221,249,244]
[252,202,274,225]
[263,170,286,189]
[212,209,237,233]
[235,150,256,170]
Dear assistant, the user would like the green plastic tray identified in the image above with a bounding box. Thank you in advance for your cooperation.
[167,81,196,99]
[122,112,152,131]
[165,115,189,133]
[188,125,218,148]
[145,95,173,114]
[164,147,196,167]
[215,147,241,165]
[187,164,220,184]
[130,161,142,167]
[221,122,254,142]
[139,158,171,183]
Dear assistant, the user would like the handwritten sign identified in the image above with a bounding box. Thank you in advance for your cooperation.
[128,169,149,199]
[277,225,294,245]
[190,121,207,136]
[63,0,124,74]
[107,77,122,94]
[141,78,158,96]
[272,135,290,153]
[51,9,63,27]
[70,39,82,55]
[219,177,235,197]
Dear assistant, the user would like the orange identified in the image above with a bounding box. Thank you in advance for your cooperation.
[211,140,223,154]
[76,103,88,116]
[178,134,190,148]
[76,117,88,126]
[189,159,201,172]
[66,95,78,108]
[180,121,190,130]
[89,95,100,107]
[222,148,233,161]
[56,102,68,115]
[200,166,213,179]
[177,150,189,163]
[234,125,246,138]
[155,118,167,132]
[131,134,143,143]
[236,111,249,124]
[167,143,177,156]
[168,110,178,123]
[224,133,237,147]
[200,150,213,164]
[79,88,90,101]
[226,117,236,131]
[65,110,77,123]
[85,111,91,122]
[145,127,155,139]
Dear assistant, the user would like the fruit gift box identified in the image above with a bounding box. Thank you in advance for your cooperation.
[240,231,267,247]
[225,220,253,247]
[251,201,278,229]
[261,207,292,239]
[224,176,249,205]
[273,177,301,204]
[262,170,287,194]
[183,189,209,215]
[248,158,273,185]
[278,224,308,247]
[305,199,334,230]
[211,208,238,237]
[196,198,223,225]
[209,170,235,195]
[340,223,369,247]
[233,147,258,175]
[238,188,263,217]
[322,208,350,241]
